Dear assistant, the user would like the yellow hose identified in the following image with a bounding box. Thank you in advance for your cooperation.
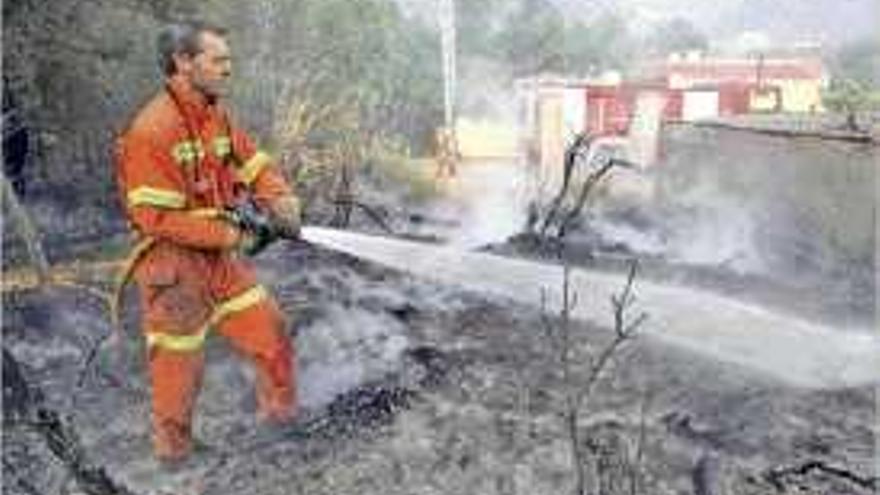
[108,236,157,333]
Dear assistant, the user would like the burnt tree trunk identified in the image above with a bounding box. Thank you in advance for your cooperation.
[2,347,138,495]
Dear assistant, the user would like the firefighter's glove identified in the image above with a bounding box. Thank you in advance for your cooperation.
[268,195,302,240]
[225,198,279,257]
[237,230,275,257]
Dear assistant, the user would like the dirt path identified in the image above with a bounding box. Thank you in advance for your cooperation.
[304,226,880,389]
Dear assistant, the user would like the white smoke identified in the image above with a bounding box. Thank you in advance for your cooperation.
[439,160,532,249]
[298,305,409,409]
[664,194,765,273]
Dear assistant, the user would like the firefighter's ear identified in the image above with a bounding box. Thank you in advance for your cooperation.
[172,52,195,75]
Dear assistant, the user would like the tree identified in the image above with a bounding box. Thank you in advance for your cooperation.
[645,17,709,55]
[539,261,646,495]
[824,37,880,131]
[830,37,880,88]
[464,0,635,78]
[455,0,514,60]
[226,0,443,222]
[562,12,634,75]
[493,0,567,76]
[2,0,447,252]
[822,78,874,131]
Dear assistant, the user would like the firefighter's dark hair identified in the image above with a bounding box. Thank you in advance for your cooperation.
[157,20,227,76]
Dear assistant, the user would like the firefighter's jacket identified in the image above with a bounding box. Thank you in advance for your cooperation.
[115,75,292,347]
[117,76,290,247]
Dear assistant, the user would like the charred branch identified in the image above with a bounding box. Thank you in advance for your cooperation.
[2,347,139,495]
[330,198,395,234]
[538,132,593,237]
[539,258,644,495]
[536,132,630,243]
[763,460,878,492]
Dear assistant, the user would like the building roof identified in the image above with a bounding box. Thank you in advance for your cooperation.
[666,58,824,82]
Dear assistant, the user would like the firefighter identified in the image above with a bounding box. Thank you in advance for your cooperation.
[434,126,459,178]
[115,21,301,464]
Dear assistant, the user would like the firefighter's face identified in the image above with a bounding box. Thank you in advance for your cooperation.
[182,31,232,99]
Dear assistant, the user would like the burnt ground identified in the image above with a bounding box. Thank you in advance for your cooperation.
[2,240,877,495]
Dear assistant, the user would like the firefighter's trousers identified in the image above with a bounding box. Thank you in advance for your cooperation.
[135,242,296,461]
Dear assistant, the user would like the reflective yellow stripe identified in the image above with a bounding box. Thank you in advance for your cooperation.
[128,187,186,209]
[146,285,268,352]
[171,140,205,165]
[146,330,208,352]
[188,208,224,219]
[213,136,232,159]
[237,151,271,184]
[212,285,267,323]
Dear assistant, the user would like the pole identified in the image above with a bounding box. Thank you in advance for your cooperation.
[437,0,459,177]
[440,0,457,131]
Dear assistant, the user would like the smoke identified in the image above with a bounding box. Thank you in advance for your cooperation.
[579,166,768,274]
[660,185,766,273]
[409,52,531,249]
[298,305,409,409]
[590,125,875,310]
[435,161,532,249]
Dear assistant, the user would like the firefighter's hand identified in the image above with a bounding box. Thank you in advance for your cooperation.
[236,228,275,257]
[225,199,279,257]
[268,195,302,240]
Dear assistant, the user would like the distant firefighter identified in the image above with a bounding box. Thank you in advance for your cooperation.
[434,126,460,178]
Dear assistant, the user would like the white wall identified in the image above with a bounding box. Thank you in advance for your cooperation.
[682,90,720,121]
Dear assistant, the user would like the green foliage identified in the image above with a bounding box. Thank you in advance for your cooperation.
[829,37,880,88]
[561,12,634,75]
[459,0,634,78]
[215,0,446,219]
[493,0,567,76]
[368,156,440,203]
[221,0,442,151]
[823,78,878,114]
[456,0,513,59]
[645,17,709,55]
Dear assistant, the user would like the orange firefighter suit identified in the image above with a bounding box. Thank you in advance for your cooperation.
[434,127,459,178]
[116,76,296,461]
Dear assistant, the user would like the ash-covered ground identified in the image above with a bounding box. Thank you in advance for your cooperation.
[3,240,876,495]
